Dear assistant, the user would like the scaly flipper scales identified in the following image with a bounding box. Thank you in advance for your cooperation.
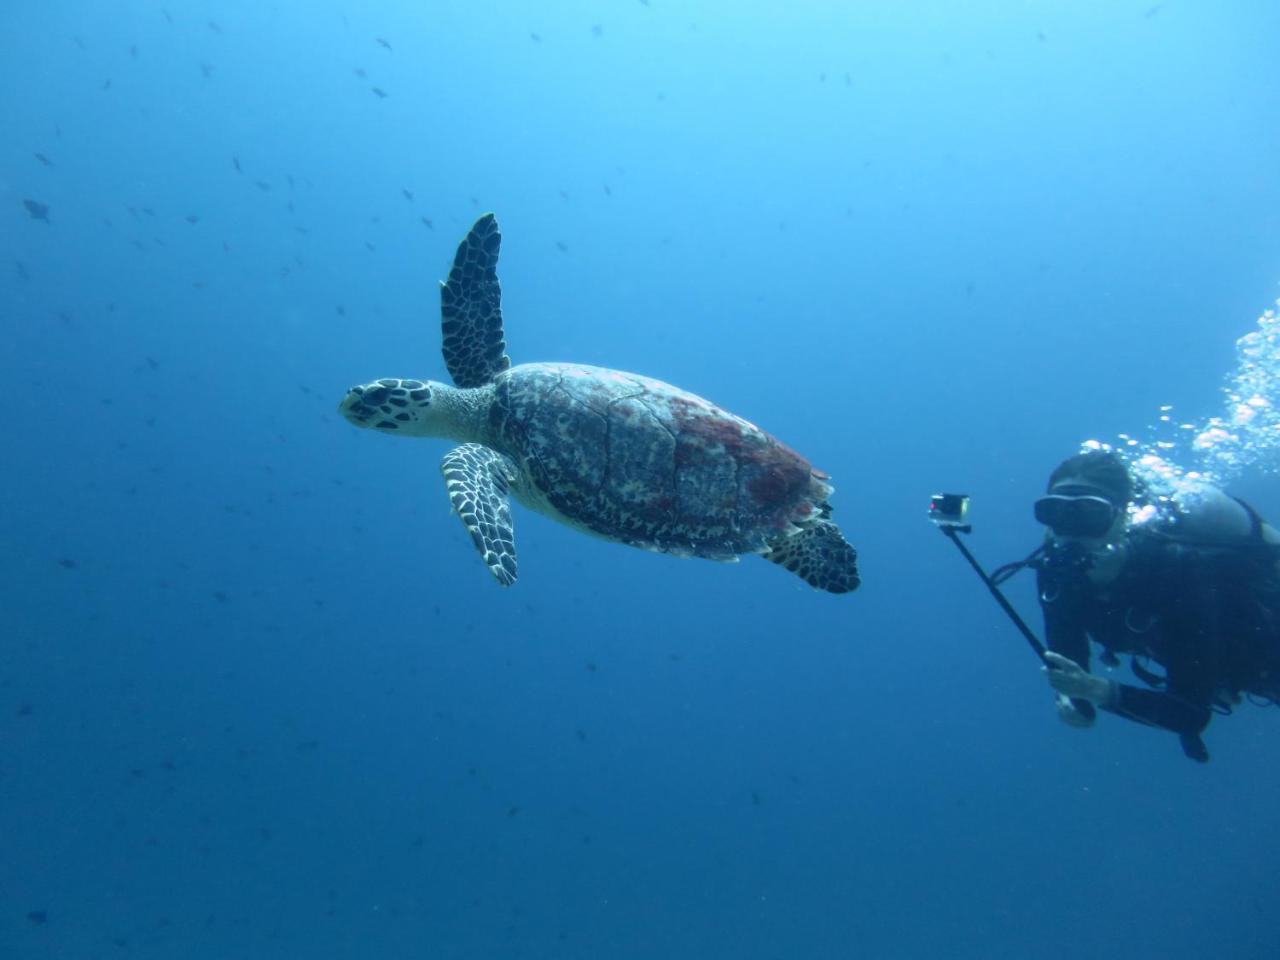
[764,520,861,594]
[439,213,511,388]
[441,443,519,586]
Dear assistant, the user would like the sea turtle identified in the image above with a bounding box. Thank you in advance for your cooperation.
[338,213,860,593]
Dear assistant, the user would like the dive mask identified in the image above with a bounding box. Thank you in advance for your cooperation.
[1033,492,1119,539]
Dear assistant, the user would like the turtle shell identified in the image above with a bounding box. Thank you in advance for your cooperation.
[489,363,831,557]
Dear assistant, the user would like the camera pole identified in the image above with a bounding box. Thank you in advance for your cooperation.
[938,525,1048,663]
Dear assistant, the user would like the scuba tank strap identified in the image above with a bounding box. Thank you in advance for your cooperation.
[1231,496,1267,541]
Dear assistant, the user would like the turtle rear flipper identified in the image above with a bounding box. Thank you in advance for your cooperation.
[440,213,511,388]
[441,443,519,586]
[764,520,860,594]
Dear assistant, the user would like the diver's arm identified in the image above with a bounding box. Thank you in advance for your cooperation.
[1043,653,1211,752]
[1104,616,1216,761]
[1102,684,1210,736]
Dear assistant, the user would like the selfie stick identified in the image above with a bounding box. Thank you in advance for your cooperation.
[930,497,1048,664]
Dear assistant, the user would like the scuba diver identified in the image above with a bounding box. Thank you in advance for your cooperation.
[1026,450,1280,762]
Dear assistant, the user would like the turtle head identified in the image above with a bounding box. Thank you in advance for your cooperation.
[339,378,444,436]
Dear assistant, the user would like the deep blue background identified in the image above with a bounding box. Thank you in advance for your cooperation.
[3,2,1279,957]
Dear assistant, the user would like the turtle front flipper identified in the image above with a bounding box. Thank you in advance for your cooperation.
[764,520,860,594]
[439,213,511,388]
[441,443,519,586]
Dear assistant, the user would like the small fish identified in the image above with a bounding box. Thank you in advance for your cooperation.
[184,214,199,224]
[56,558,77,569]
[163,8,172,24]
[376,37,392,50]
[22,199,50,222]
[555,240,568,253]
[207,20,222,34]
[102,78,112,90]
[591,24,603,38]
[371,86,388,98]
[420,216,433,229]
[354,66,367,78]
[35,152,54,167]
[254,179,271,191]
[232,155,241,172]
[530,32,542,43]
[401,188,413,200]
[199,61,214,78]
[129,44,138,59]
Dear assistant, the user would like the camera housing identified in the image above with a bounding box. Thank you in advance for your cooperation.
[929,493,971,530]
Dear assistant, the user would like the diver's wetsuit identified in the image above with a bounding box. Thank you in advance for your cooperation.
[1037,528,1280,760]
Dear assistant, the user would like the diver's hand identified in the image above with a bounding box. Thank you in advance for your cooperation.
[1054,693,1095,727]
[1044,651,1116,706]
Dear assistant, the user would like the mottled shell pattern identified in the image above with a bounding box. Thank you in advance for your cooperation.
[490,362,831,558]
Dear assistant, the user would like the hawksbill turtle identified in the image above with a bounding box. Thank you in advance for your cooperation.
[338,213,860,593]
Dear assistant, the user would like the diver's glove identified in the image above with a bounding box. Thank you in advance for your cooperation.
[1044,651,1117,724]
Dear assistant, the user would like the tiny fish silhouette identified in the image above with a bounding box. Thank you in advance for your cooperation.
[232,155,241,172]
[371,86,388,98]
[23,199,50,222]
[402,188,413,201]
[34,152,54,167]
[376,37,392,50]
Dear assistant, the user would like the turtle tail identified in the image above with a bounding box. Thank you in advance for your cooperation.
[763,520,860,594]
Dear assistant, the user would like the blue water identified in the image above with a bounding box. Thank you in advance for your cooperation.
[4,2,1279,957]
